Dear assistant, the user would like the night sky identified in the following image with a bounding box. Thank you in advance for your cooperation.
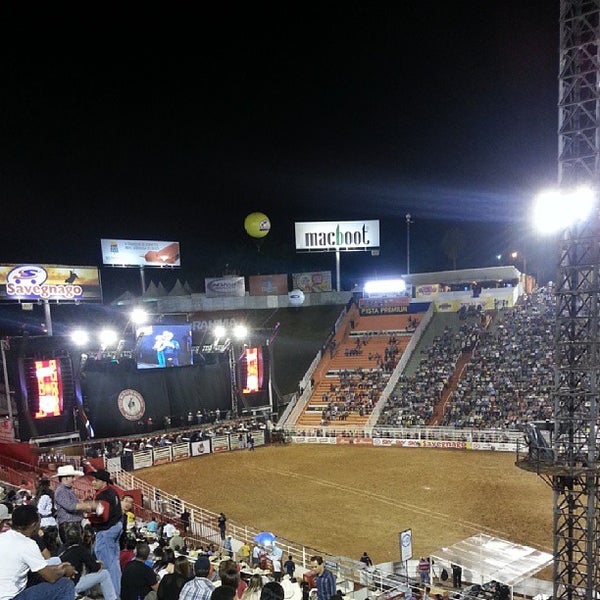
[0,2,560,323]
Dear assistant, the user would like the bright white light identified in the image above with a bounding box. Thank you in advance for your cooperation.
[99,328,118,348]
[130,308,148,324]
[364,278,406,295]
[534,186,596,233]
[214,325,226,339]
[233,324,248,339]
[70,329,89,346]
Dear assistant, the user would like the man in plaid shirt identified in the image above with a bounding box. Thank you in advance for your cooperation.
[179,556,215,600]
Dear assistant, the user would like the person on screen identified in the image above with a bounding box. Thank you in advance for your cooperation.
[153,334,167,367]
[161,330,180,366]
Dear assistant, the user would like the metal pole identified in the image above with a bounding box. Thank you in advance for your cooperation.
[140,266,146,296]
[0,340,13,441]
[229,343,238,418]
[335,249,341,292]
[43,299,53,336]
[406,214,412,274]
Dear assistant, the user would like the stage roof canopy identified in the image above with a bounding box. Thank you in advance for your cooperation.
[430,534,553,588]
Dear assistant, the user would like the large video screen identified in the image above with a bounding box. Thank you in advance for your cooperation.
[25,358,64,419]
[136,324,193,370]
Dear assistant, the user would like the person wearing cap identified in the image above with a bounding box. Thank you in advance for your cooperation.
[179,557,214,600]
[0,503,77,600]
[87,469,123,598]
[53,464,94,544]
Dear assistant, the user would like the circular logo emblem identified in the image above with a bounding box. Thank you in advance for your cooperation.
[117,389,146,421]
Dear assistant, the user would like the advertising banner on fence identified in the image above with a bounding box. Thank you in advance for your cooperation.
[248,274,288,296]
[358,297,410,316]
[132,449,153,469]
[101,239,181,267]
[153,446,172,465]
[205,276,246,298]
[212,435,230,452]
[172,442,191,461]
[292,271,332,293]
[295,220,380,251]
[191,439,211,456]
[0,264,102,301]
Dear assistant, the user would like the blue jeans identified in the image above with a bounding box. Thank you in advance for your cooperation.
[14,578,74,600]
[94,521,123,597]
[75,568,117,600]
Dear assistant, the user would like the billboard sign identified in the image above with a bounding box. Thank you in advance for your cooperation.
[295,220,380,252]
[292,271,332,292]
[248,274,288,296]
[101,239,181,267]
[205,276,245,298]
[0,264,102,301]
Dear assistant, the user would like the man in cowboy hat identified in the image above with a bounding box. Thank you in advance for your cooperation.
[53,465,96,544]
[87,469,123,598]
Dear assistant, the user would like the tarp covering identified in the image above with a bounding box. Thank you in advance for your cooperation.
[430,534,552,587]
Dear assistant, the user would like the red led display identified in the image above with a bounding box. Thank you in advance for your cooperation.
[33,359,63,419]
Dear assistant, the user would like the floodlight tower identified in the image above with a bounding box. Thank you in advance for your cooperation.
[518,4,600,600]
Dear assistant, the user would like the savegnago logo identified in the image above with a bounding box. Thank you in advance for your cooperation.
[295,220,380,251]
[6,265,83,299]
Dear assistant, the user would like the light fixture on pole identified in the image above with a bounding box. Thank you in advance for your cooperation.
[406,213,414,275]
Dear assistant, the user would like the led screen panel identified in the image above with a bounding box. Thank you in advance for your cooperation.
[136,324,193,370]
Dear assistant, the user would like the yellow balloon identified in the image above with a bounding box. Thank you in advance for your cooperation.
[244,212,271,238]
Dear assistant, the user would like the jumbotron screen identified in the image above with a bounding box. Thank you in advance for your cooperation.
[25,358,64,419]
[136,324,194,370]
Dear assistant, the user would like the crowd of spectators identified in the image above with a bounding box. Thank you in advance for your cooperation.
[84,417,268,459]
[441,287,555,429]
[376,320,483,428]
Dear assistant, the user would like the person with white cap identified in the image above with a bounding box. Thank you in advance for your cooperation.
[52,465,95,544]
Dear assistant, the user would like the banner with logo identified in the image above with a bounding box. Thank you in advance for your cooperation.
[248,274,288,296]
[101,239,181,267]
[0,264,102,301]
[205,277,246,298]
[292,271,332,293]
[295,220,380,251]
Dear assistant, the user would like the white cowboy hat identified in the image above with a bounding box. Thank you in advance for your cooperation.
[52,465,84,478]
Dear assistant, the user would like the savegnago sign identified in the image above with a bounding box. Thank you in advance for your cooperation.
[295,220,380,252]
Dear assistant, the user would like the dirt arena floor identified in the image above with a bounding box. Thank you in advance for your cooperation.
[135,444,554,577]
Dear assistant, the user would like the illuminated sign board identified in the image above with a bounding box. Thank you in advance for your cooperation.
[0,264,101,301]
[101,239,181,267]
[295,220,380,252]
[33,359,63,419]
[242,347,261,393]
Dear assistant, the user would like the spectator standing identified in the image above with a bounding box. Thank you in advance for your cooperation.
[359,552,373,567]
[417,557,430,584]
[87,469,123,598]
[260,581,284,600]
[119,494,135,550]
[52,465,88,543]
[121,541,160,600]
[180,556,215,600]
[33,478,57,530]
[451,564,462,589]
[219,558,247,600]
[239,540,251,563]
[309,556,336,600]
[0,503,77,600]
[283,555,295,579]
[169,529,185,552]
[218,513,227,541]
[59,525,117,600]
[181,508,191,533]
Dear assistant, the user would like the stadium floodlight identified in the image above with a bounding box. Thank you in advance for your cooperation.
[130,307,149,324]
[233,324,249,339]
[364,278,406,296]
[99,328,119,348]
[533,186,596,234]
[213,325,226,340]
[70,329,90,346]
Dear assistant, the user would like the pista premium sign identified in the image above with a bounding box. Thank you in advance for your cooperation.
[294,220,380,252]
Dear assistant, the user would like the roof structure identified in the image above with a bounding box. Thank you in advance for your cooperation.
[402,266,521,287]
[430,534,552,588]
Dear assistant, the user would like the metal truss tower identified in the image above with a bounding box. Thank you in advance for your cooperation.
[552,3,600,600]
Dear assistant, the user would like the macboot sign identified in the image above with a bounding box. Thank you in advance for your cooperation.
[294,220,380,251]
